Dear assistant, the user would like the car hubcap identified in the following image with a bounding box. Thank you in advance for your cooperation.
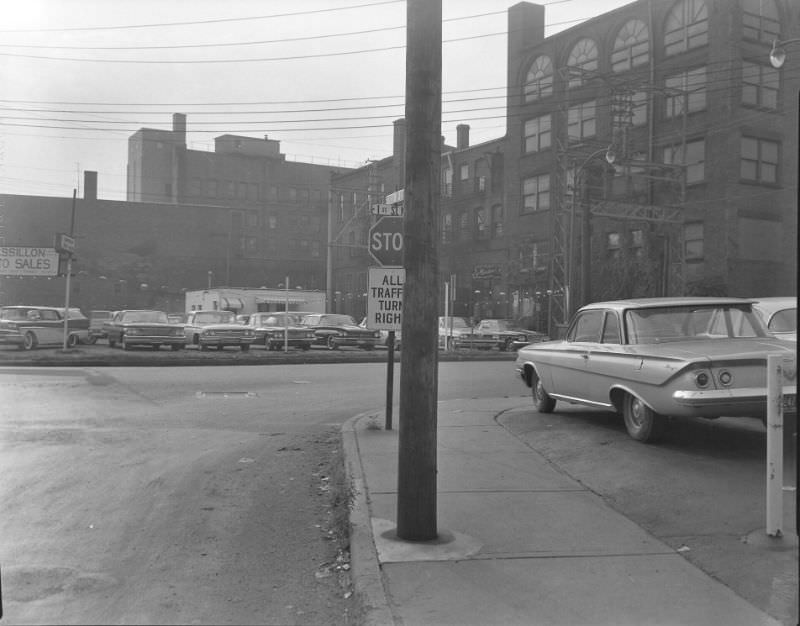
[629,398,644,427]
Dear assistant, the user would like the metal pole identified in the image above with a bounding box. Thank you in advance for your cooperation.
[284,275,289,352]
[397,0,441,541]
[385,331,395,430]
[62,190,77,350]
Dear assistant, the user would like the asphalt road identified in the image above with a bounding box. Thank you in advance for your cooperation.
[0,361,523,625]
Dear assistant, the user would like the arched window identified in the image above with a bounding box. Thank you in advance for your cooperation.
[612,19,650,72]
[524,56,553,102]
[665,0,708,56]
[567,38,598,87]
[741,0,779,43]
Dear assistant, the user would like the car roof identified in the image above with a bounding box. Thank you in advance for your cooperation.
[751,297,797,312]
[579,297,755,312]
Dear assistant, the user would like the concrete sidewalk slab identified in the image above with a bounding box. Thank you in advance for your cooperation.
[344,401,785,626]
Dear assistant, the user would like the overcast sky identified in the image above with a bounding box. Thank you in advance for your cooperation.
[1,0,635,201]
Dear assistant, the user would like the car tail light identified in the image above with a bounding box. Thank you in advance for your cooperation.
[694,371,711,388]
[718,370,733,387]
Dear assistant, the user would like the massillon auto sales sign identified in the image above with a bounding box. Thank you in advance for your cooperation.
[0,246,59,277]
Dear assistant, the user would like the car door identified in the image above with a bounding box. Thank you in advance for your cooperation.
[548,309,604,402]
[582,310,626,408]
[37,308,64,346]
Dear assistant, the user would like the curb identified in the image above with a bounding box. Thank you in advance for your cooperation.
[341,412,395,626]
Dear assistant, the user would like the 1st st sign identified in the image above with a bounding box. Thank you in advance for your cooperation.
[368,216,403,267]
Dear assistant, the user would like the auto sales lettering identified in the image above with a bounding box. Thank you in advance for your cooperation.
[0,247,59,276]
[367,267,404,330]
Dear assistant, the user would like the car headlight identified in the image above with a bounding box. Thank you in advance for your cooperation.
[244,329,254,337]
[126,328,142,335]
[204,330,217,337]
[171,328,183,336]
[373,331,380,338]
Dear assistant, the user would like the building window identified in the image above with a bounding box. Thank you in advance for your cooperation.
[607,232,622,258]
[311,241,321,257]
[612,19,649,72]
[631,229,644,258]
[665,67,706,118]
[568,100,596,142]
[665,0,708,56]
[522,174,550,213]
[476,207,489,240]
[459,211,470,240]
[664,139,705,184]
[524,115,552,153]
[442,212,453,243]
[476,176,486,192]
[741,0,779,43]
[740,137,778,183]
[567,38,598,87]
[442,167,453,197]
[520,241,549,273]
[491,204,504,238]
[524,55,553,102]
[266,185,278,202]
[742,61,779,109]
[460,163,469,181]
[630,91,648,126]
[338,193,345,222]
[206,179,218,198]
[684,222,704,260]
[245,236,258,258]
[237,182,248,200]
[268,215,278,230]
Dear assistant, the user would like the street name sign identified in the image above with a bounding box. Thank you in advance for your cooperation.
[368,216,404,266]
[367,267,404,330]
[0,246,59,276]
[370,203,405,217]
[55,232,76,255]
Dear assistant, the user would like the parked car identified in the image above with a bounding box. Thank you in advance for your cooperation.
[473,318,549,351]
[246,311,316,351]
[751,297,796,343]
[0,305,89,349]
[438,316,477,350]
[104,310,187,351]
[167,312,187,324]
[183,310,255,351]
[87,310,113,344]
[359,318,401,350]
[514,297,797,443]
[301,313,380,350]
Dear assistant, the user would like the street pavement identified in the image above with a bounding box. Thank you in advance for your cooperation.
[343,398,798,626]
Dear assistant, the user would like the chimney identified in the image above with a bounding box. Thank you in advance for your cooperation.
[84,171,97,200]
[457,124,470,150]
[172,113,187,147]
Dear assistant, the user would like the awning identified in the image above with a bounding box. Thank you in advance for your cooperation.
[255,296,307,305]
[221,297,244,310]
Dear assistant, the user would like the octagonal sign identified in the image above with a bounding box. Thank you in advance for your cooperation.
[368,216,404,266]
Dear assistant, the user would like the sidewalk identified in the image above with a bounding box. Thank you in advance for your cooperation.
[342,398,790,626]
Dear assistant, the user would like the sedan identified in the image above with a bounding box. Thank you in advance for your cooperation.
[247,312,316,351]
[473,318,549,351]
[301,313,380,350]
[0,305,89,349]
[515,297,796,443]
[751,297,796,342]
[104,310,187,351]
[184,310,255,351]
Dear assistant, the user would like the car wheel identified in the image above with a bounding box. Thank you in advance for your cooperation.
[22,331,38,351]
[87,336,97,345]
[121,335,131,351]
[151,344,161,350]
[301,344,310,351]
[216,345,224,351]
[532,377,556,413]
[108,337,116,348]
[171,344,183,351]
[501,338,514,352]
[327,335,338,350]
[66,334,79,348]
[622,393,665,443]
[200,344,209,351]
[241,344,250,352]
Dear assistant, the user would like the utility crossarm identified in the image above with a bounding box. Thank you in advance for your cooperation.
[590,200,683,224]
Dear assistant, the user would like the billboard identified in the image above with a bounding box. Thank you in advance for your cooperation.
[0,247,59,277]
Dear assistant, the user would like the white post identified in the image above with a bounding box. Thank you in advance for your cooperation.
[766,353,783,537]
[284,276,289,352]
[62,256,72,350]
[443,281,449,349]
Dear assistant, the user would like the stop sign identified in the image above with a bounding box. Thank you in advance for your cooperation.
[368,216,404,266]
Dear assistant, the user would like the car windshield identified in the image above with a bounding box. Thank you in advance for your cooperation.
[625,304,766,344]
[194,311,235,324]
[769,308,796,333]
[306,314,356,326]
[494,320,516,331]
[260,313,305,326]
[122,311,169,324]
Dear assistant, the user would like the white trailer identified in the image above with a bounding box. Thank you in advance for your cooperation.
[185,288,326,316]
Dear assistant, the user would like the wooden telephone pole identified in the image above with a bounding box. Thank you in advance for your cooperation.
[397,0,441,541]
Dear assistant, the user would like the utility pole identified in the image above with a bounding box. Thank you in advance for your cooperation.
[397,0,441,541]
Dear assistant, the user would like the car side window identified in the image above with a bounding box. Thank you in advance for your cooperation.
[569,311,604,342]
[601,312,621,344]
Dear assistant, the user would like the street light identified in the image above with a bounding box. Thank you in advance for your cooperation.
[769,38,800,69]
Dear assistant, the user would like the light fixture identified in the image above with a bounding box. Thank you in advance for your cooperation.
[605,147,616,165]
[769,38,800,69]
